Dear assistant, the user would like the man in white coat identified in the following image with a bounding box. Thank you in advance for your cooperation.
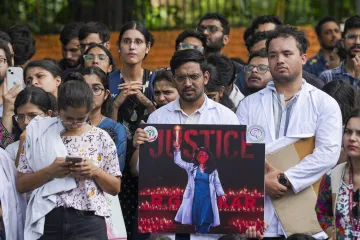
[133,49,239,240]
[236,25,342,239]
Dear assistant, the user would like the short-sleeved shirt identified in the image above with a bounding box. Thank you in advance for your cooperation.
[17,126,121,217]
[319,61,360,90]
[303,50,328,77]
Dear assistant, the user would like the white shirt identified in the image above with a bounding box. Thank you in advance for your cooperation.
[146,95,239,240]
[5,140,19,162]
[236,80,342,239]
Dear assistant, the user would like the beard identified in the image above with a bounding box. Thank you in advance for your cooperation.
[270,68,299,84]
[206,37,224,53]
[180,86,204,102]
[346,44,360,58]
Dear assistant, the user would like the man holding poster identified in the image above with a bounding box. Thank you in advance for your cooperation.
[236,25,342,239]
[133,49,242,240]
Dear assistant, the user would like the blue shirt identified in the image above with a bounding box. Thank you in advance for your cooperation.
[319,60,359,90]
[303,50,328,77]
[98,117,127,172]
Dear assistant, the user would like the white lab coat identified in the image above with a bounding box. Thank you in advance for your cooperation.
[174,151,224,227]
[236,80,342,238]
[0,148,26,240]
[146,96,239,240]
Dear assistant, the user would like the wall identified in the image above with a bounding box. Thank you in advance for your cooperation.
[33,26,320,70]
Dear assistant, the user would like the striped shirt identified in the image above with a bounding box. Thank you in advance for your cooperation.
[319,61,359,90]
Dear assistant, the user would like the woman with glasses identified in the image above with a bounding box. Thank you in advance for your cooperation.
[5,86,56,164]
[16,79,121,240]
[78,67,127,172]
[82,43,115,74]
[316,108,360,239]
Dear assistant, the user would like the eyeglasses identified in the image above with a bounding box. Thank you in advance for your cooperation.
[14,112,45,124]
[345,34,360,41]
[197,25,223,34]
[92,86,105,96]
[155,67,171,72]
[61,119,89,126]
[0,58,7,65]
[178,43,204,54]
[83,54,109,62]
[243,64,269,74]
[174,73,203,83]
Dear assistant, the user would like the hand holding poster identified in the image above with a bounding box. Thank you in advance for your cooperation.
[139,124,265,235]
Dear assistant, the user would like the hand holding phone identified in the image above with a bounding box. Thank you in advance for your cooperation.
[65,156,83,165]
[6,67,25,91]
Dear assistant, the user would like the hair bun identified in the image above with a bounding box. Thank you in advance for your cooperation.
[63,71,84,83]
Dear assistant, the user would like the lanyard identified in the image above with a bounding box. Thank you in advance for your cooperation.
[349,164,360,238]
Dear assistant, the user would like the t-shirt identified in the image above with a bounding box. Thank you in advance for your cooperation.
[18,126,121,217]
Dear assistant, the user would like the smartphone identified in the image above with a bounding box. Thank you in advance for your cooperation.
[6,67,25,91]
[65,156,83,164]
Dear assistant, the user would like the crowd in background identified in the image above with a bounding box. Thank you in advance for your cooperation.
[1,10,360,240]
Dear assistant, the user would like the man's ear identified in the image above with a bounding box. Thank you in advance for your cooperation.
[219,86,225,98]
[223,35,230,46]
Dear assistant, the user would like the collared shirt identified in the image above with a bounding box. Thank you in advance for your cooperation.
[303,50,328,77]
[146,95,239,240]
[268,82,301,139]
[319,60,359,90]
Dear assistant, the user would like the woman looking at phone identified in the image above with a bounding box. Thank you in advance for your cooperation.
[16,79,121,239]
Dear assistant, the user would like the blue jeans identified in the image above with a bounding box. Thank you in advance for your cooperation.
[39,207,108,240]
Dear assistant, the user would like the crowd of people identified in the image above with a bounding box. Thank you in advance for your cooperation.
[1,10,360,240]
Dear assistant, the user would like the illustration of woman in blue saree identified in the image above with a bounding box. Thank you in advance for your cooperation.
[173,141,226,234]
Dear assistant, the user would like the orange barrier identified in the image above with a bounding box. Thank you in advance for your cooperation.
[33,26,320,71]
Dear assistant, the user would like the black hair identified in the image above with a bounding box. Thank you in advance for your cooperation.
[0,31,11,43]
[7,25,36,66]
[60,22,85,46]
[78,21,110,42]
[80,66,113,117]
[243,26,253,42]
[0,39,12,66]
[152,70,175,88]
[230,57,245,65]
[198,12,230,35]
[248,48,268,63]
[218,234,248,240]
[245,31,270,52]
[118,21,155,47]
[206,54,236,86]
[170,49,207,75]
[251,15,283,32]
[24,60,63,84]
[205,64,221,91]
[286,234,316,240]
[14,86,57,115]
[343,15,360,36]
[81,43,116,72]
[192,147,217,174]
[333,40,347,61]
[63,71,84,83]
[58,76,94,112]
[322,80,356,123]
[266,25,309,55]
[175,30,207,51]
[315,16,340,38]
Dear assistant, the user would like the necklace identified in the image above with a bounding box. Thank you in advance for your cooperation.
[285,95,295,102]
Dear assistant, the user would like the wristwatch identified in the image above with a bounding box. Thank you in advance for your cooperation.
[278,173,290,187]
